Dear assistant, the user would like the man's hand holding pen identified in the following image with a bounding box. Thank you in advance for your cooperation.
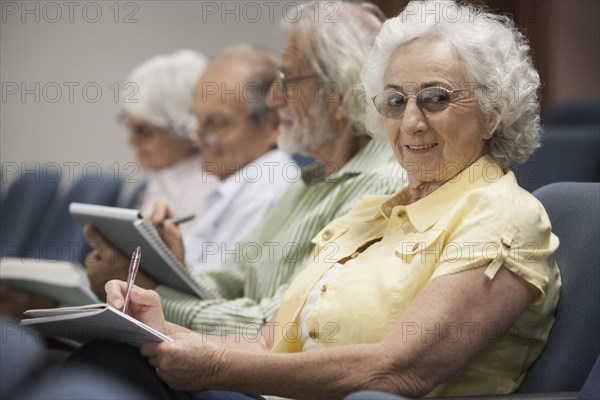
[150,201,187,264]
[83,200,187,300]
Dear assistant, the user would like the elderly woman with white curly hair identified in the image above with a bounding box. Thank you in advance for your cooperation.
[84,1,561,399]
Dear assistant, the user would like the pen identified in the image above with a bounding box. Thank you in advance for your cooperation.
[155,213,196,228]
[122,245,141,315]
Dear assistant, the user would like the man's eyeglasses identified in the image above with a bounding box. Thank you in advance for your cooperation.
[372,87,475,119]
[274,68,319,97]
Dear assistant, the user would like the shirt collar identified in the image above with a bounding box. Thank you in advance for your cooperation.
[214,149,290,199]
[378,155,504,231]
[300,139,392,185]
[146,153,202,181]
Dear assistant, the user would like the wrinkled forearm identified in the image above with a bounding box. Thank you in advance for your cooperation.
[164,321,192,335]
[213,344,423,400]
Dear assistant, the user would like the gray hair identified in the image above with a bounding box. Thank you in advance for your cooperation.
[282,1,385,136]
[361,0,541,168]
[122,49,207,138]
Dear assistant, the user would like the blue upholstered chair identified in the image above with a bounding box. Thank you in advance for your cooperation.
[578,355,600,400]
[124,180,147,209]
[0,317,46,398]
[344,182,600,400]
[0,318,148,399]
[518,182,600,395]
[0,174,59,259]
[543,99,600,126]
[25,174,122,264]
[513,125,600,193]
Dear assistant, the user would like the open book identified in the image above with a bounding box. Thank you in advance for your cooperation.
[22,304,171,347]
[0,258,100,306]
[69,202,220,299]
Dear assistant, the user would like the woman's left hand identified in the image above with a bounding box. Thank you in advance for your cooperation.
[141,332,228,392]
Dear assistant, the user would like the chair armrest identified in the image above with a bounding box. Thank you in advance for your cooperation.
[431,392,578,400]
[344,391,579,400]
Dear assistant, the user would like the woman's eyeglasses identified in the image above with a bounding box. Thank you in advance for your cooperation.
[117,112,167,139]
[372,87,475,119]
[127,124,166,139]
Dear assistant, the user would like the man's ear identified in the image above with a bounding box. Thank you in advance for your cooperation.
[331,88,347,123]
[263,111,280,144]
[334,103,347,122]
[268,110,279,131]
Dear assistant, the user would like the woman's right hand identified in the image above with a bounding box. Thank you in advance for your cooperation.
[105,279,167,334]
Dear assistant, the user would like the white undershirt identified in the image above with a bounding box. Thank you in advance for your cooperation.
[261,264,346,400]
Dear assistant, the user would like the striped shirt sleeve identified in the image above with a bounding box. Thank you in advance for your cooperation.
[155,141,406,333]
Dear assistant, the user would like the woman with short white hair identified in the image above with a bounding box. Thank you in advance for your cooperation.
[120,49,218,221]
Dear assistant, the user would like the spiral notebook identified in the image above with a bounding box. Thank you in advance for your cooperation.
[22,303,171,347]
[69,202,221,299]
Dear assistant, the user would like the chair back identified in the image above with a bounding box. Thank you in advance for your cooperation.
[26,175,122,264]
[543,99,600,125]
[513,126,600,192]
[578,354,600,399]
[124,180,147,209]
[518,182,600,392]
[0,174,59,259]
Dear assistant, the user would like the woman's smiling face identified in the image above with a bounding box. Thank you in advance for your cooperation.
[383,38,492,185]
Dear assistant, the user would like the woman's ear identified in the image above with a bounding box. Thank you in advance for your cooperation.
[481,108,498,140]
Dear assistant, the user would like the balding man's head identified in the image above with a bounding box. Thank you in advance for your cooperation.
[194,45,280,180]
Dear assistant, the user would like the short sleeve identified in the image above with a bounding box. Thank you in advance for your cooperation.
[432,190,559,304]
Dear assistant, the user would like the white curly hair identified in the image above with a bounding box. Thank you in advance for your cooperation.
[281,0,385,136]
[361,0,541,168]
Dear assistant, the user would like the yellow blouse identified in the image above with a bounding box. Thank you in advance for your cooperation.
[272,155,561,396]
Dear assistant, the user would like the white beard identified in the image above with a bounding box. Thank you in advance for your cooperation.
[277,101,336,155]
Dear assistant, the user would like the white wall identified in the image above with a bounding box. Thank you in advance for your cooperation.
[1,0,301,190]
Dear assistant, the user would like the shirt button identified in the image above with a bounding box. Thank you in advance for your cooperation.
[397,210,406,218]
[321,284,328,293]
[322,229,334,241]
[309,329,318,340]
[350,252,359,259]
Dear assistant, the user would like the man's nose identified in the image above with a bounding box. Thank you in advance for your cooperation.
[267,81,287,109]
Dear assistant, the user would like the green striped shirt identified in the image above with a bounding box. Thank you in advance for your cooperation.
[156,139,406,333]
